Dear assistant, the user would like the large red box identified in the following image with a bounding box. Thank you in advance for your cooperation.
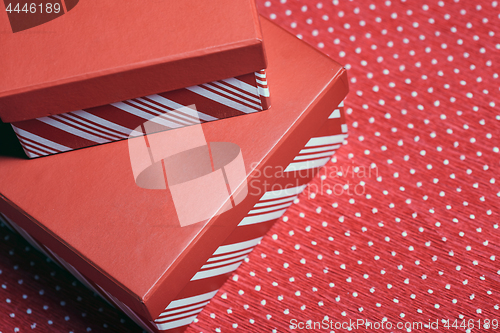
[0,0,269,158]
[0,18,348,332]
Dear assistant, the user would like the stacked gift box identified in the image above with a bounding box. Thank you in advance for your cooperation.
[0,1,348,332]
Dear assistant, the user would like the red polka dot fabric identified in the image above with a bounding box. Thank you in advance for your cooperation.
[1,0,500,332]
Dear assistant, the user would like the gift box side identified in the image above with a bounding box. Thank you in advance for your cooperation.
[143,66,349,319]
[10,70,271,159]
[0,102,347,333]
[150,103,347,333]
[138,17,349,320]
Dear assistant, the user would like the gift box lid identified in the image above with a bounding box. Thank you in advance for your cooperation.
[0,0,267,123]
[0,18,348,321]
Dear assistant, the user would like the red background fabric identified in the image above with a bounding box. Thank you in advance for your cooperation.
[1,0,499,332]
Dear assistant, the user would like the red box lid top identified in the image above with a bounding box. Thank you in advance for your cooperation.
[0,0,267,123]
[0,18,347,320]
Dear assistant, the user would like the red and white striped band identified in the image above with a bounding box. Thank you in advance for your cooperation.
[11,70,271,159]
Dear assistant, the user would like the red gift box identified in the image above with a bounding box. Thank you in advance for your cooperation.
[0,0,269,158]
[0,18,348,332]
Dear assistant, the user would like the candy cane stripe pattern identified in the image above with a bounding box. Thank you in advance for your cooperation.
[238,185,307,226]
[154,290,219,331]
[255,69,270,99]
[11,70,270,158]
[285,101,347,172]
[142,101,346,332]
[191,237,263,281]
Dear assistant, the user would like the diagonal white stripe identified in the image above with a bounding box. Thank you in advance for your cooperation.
[52,114,119,141]
[18,140,51,156]
[144,94,185,110]
[299,144,341,154]
[27,152,40,158]
[37,117,109,144]
[71,110,133,135]
[155,308,203,322]
[146,94,218,122]
[254,196,296,208]
[207,248,254,262]
[63,113,127,139]
[339,100,344,107]
[111,101,159,120]
[156,315,198,331]
[214,237,263,255]
[14,140,41,157]
[201,83,261,108]
[166,290,218,310]
[258,87,270,97]
[221,77,259,97]
[210,81,261,104]
[191,262,244,280]
[305,134,346,147]
[128,99,195,126]
[186,86,261,113]
[19,146,39,158]
[16,135,57,154]
[135,97,173,112]
[329,109,341,119]
[285,158,330,172]
[157,301,209,318]
[126,100,192,126]
[256,78,267,85]
[25,151,39,158]
[248,202,293,215]
[294,151,336,161]
[201,254,248,269]
[260,185,307,201]
[255,71,266,79]
[238,209,288,226]
[137,98,198,124]
[112,102,182,129]
[11,125,71,151]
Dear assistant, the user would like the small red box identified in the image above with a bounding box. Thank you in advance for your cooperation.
[0,0,269,158]
[0,18,348,332]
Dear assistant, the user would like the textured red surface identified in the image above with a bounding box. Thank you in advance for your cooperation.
[1,0,500,332]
